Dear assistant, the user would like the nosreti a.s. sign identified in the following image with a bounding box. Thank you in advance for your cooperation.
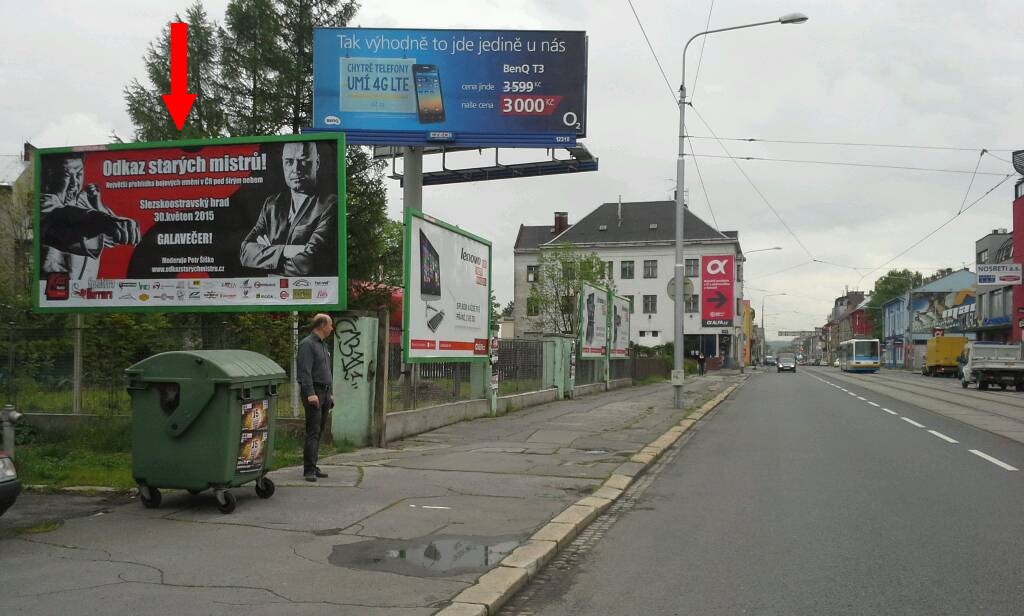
[312,28,588,147]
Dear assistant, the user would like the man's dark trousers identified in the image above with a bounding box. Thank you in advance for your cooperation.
[303,385,333,475]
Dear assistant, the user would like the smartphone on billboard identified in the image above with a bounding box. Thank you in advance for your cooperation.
[413,64,445,124]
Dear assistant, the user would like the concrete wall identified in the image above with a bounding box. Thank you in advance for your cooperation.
[496,388,558,414]
[385,399,490,443]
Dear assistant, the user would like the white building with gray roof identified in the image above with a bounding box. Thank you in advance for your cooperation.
[513,200,746,367]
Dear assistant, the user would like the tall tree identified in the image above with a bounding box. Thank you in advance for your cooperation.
[123,1,225,141]
[278,0,358,134]
[526,244,614,335]
[867,268,923,340]
[220,0,289,136]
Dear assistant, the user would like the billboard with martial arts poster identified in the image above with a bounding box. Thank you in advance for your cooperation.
[34,133,346,312]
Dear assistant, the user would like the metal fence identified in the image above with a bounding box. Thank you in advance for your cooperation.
[1,320,655,418]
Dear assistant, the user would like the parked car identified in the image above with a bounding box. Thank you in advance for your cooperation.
[777,353,797,373]
[0,452,21,517]
[765,355,776,367]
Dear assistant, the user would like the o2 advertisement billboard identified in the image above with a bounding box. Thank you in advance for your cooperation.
[403,210,492,362]
[313,28,588,147]
[701,255,735,327]
[33,134,346,313]
[579,282,609,359]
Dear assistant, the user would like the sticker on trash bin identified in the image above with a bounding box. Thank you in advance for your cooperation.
[237,399,270,472]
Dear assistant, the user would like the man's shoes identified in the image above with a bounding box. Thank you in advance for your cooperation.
[304,472,317,482]
[314,467,328,478]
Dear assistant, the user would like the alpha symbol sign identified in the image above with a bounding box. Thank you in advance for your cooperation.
[701,255,734,327]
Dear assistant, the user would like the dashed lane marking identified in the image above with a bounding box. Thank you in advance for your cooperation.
[969,450,1019,471]
[882,408,898,415]
[927,430,959,444]
[867,401,880,407]
[901,417,926,428]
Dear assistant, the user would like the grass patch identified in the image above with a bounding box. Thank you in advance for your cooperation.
[15,417,354,487]
[268,431,356,471]
[18,520,64,535]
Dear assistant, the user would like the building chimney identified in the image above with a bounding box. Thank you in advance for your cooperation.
[617,196,622,228]
[554,211,569,234]
[23,142,35,163]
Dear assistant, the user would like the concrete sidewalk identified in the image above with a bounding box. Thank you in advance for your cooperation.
[0,374,742,616]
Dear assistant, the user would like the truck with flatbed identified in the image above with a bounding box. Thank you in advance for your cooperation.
[959,342,1024,391]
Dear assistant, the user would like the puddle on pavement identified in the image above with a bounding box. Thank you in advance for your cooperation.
[329,534,521,577]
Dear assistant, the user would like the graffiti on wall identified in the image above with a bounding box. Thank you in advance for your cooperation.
[336,316,365,388]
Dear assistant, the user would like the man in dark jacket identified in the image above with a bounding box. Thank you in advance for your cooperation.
[297,313,335,481]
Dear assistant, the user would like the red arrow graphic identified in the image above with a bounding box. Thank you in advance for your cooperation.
[161,22,197,131]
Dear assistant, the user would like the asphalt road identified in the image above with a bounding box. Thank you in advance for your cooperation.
[504,368,1024,615]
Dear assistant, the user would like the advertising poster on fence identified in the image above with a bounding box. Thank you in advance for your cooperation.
[700,255,735,327]
[34,134,346,313]
[403,210,492,362]
[611,294,631,358]
[313,28,588,147]
[579,282,608,358]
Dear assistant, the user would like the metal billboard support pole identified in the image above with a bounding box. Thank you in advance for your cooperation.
[402,148,423,409]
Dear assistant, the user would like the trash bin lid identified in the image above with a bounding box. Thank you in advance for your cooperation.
[126,350,287,383]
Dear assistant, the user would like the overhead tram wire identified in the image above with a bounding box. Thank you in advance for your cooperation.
[685,153,1009,176]
[688,105,817,259]
[626,0,720,230]
[684,135,1018,153]
[747,260,816,281]
[856,173,1015,286]
[626,0,678,105]
[957,150,985,215]
[688,0,717,106]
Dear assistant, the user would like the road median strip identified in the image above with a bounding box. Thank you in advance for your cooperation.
[434,382,741,615]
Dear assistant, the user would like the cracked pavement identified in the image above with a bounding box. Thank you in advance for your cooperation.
[0,377,739,615]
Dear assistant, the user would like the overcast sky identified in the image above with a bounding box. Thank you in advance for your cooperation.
[2,0,1021,338]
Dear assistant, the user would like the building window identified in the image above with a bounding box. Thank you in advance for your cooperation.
[737,263,743,282]
[991,289,1002,318]
[563,263,576,280]
[606,261,613,279]
[621,260,634,279]
[650,330,659,337]
[684,294,698,312]
[626,295,634,313]
[639,330,647,337]
[526,296,540,316]
[977,249,988,264]
[526,265,539,283]
[643,260,658,279]
[643,295,657,314]
[684,259,699,277]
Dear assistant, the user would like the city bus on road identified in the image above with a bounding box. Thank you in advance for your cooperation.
[838,338,880,373]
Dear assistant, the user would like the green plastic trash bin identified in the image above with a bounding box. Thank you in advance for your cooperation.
[127,350,287,514]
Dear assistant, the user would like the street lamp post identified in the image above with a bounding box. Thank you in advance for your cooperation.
[761,294,787,365]
[673,13,808,408]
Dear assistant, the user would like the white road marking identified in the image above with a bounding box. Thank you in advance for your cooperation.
[856,396,866,401]
[410,505,453,510]
[867,401,880,407]
[847,392,857,396]
[882,408,898,415]
[901,417,925,428]
[969,450,1019,471]
[927,430,959,444]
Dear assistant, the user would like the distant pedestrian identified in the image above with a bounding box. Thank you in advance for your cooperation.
[697,351,706,376]
[297,313,335,482]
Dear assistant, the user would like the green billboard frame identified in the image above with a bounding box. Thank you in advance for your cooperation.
[32,132,347,314]
[402,209,493,364]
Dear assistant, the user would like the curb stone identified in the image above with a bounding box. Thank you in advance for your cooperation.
[431,382,740,615]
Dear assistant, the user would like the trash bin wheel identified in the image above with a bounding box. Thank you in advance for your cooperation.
[140,485,162,509]
[255,477,275,499]
[216,490,237,514]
